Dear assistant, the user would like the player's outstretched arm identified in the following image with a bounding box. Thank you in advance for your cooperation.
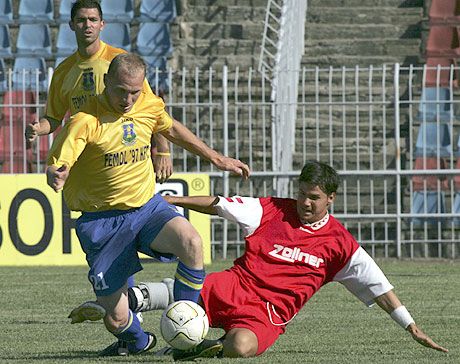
[164,195,219,215]
[374,290,448,353]
[25,116,61,142]
[161,119,250,180]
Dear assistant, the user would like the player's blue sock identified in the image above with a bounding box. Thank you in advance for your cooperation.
[113,310,148,352]
[174,261,205,303]
[127,275,135,288]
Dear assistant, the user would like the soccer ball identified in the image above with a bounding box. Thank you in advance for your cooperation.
[160,300,209,350]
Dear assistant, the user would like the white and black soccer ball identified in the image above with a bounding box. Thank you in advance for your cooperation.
[160,300,209,350]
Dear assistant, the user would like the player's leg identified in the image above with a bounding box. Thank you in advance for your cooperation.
[129,278,174,312]
[75,208,156,355]
[126,276,145,324]
[137,194,205,303]
[97,284,156,356]
[149,217,205,302]
[222,328,258,358]
[68,278,174,324]
[172,327,257,360]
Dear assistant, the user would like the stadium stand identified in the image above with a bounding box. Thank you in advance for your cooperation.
[56,23,77,57]
[143,55,169,94]
[54,56,67,68]
[415,122,452,157]
[138,0,177,23]
[12,57,47,91]
[453,153,460,225]
[101,0,134,23]
[425,25,460,57]
[417,87,452,122]
[0,57,6,91]
[0,90,36,173]
[0,0,13,24]
[136,22,173,56]
[16,24,52,57]
[412,87,452,220]
[411,157,448,226]
[424,57,458,87]
[410,0,460,225]
[57,0,75,23]
[100,22,131,52]
[18,0,54,24]
[428,0,460,25]
[0,23,11,57]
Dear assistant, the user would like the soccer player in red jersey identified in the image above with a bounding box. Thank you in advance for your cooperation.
[159,160,447,360]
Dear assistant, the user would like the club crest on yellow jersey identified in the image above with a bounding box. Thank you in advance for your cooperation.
[82,71,95,91]
[122,123,137,146]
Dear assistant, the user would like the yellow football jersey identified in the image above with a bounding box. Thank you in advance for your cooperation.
[47,90,173,212]
[46,41,154,121]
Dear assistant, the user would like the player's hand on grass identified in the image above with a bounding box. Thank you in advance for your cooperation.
[214,156,250,180]
[154,154,173,183]
[46,165,69,192]
[407,323,448,352]
[25,121,40,142]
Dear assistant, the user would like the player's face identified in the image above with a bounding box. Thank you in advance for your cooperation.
[69,8,104,46]
[104,69,145,114]
[296,182,335,224]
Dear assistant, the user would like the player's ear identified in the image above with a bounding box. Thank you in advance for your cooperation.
[69,20,75,31]
[327,192,336,206]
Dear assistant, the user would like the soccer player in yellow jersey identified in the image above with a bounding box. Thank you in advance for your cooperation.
[46,53,250,356]
[25,0,172,183]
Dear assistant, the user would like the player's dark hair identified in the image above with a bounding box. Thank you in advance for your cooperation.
[71,0,103,21]
[107,53,146,79]
[299,161,340,195]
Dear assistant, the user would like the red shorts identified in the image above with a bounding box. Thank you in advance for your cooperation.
[200,269,285,355]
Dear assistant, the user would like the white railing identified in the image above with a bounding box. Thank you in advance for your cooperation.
[1,64,460,259]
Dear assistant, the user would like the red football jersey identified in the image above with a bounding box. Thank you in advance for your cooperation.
[216,196,392,325]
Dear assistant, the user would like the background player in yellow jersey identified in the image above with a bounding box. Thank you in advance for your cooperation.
[25,0,172,183]
[25,0,170,318]
[46,53,250,356]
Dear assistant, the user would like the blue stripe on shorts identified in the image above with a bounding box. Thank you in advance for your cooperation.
[75,193,182,296]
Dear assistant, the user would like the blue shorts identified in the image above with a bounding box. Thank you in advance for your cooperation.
[75,193,182,296]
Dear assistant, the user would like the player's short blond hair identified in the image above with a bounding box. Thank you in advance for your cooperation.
[107,53,146,80]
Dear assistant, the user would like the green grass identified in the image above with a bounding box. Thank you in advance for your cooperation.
[0,260,458,363]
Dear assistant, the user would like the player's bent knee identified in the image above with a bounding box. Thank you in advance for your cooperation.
[224,329,258,358]
[178,233,203,265]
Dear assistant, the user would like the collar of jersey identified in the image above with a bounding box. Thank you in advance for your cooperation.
[301,212,329,231]
[77,40,106,61]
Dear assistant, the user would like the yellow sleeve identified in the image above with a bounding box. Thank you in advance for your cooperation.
[47,113,92,169]
[45,75,68,121]
[156,109,174,133]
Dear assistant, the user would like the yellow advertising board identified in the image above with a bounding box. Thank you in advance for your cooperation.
[0,174,211,265]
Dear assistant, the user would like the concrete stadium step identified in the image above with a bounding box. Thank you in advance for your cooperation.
[302,55,421,68]
[306,24,421,40]
[307,7,423,25]
[176,39,260,56]
[308,0,423,8]
[304,39,421,58]
[179,22,264,40]
[185,0,268,8]
[182,5,266,23]
[174,54,258,68]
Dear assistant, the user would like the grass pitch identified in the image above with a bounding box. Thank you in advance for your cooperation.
[0,260,458,363]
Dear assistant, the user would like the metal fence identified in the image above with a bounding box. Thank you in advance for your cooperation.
[1,64,459,259]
